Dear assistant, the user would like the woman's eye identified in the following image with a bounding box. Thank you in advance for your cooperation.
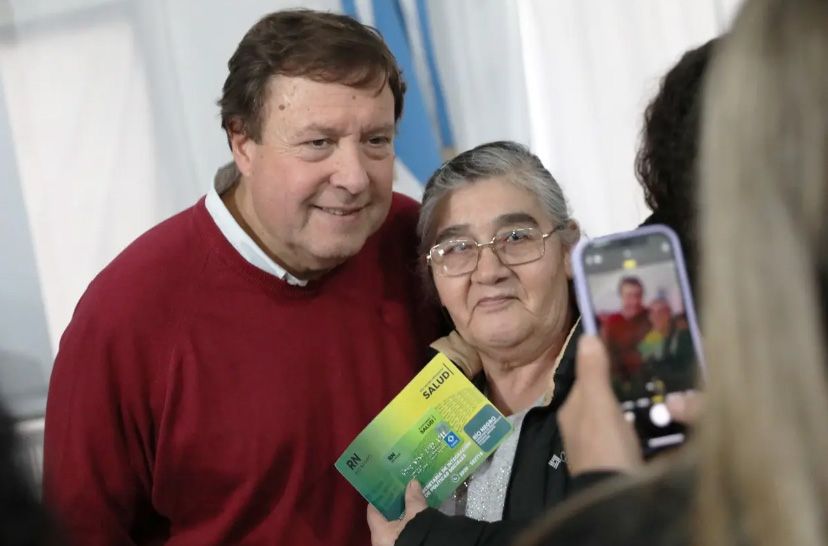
[444,241,474,254]
[504,230,531,243]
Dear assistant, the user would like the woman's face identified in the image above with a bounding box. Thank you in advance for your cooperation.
[649,300,673,332]
[430,177,573,354]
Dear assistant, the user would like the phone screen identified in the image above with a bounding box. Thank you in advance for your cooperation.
[576,228,703,455]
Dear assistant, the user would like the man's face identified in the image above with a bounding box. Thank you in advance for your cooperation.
[230,75,396,277]
[620,283,644,317]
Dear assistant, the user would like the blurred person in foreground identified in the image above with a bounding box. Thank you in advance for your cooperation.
[521,1,828,545]
[0,401,53,546]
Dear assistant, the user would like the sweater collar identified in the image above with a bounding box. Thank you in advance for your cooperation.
[193,197,331,298]
[204,163,308,287]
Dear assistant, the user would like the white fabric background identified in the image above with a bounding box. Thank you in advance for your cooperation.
[0,0,743,405]
[426,0,532,151]
[518,0,730,237]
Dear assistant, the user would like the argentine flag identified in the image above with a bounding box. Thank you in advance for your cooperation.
[342,0,454,201]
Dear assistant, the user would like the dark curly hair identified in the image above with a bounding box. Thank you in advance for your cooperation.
[637,38,719,289]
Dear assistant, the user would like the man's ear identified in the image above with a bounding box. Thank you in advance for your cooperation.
[228,124,256,178]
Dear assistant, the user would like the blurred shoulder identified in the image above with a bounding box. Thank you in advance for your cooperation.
[518,464,693,546]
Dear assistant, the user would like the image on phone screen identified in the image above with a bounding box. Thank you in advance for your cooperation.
[575,227,703,455]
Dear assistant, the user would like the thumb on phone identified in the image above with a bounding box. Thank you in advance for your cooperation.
[559,336,642,475]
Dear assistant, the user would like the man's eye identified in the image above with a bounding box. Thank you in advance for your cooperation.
[306,139,330,149]
[367,136,392,146]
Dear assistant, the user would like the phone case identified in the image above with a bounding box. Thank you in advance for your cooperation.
[571,224,706,375]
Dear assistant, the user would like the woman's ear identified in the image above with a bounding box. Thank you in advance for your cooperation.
[563,220,582,279]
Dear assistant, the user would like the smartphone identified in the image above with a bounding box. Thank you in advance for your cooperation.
[572,225,704,456]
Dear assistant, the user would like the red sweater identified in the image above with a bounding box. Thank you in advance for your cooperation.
[43,193,438,545]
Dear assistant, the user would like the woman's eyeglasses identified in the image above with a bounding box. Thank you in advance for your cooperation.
[427,226,564,277]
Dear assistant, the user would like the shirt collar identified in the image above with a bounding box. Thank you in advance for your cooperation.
[204,162,308,286]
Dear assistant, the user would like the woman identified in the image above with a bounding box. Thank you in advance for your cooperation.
[638,298,695,393]
[367,141,632,546]
[521,1,828,545]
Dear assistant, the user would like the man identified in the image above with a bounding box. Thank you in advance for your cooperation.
[601,276,650,384]
[43,10,439,545]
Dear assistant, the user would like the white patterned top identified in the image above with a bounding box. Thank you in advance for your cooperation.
[438,395,544,522]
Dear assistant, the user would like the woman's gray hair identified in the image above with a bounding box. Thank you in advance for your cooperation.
[417,141,579,257]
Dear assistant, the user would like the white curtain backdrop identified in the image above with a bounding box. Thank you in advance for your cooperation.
[426,0,532,151]
[518,0,737,237]
[0,0,344,369]
[0,0,744,404]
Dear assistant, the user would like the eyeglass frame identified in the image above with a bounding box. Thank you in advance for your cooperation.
[426,224,567,277]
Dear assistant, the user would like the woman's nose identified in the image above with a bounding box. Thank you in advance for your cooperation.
[470,246,510,284]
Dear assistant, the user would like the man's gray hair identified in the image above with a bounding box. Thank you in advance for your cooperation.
[417,141,579,257]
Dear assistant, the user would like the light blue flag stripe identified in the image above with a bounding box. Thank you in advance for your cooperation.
[342,0,442,183]
[341,0,358,20]
[415,0,454,149]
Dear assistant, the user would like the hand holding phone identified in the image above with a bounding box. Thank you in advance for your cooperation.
[572,225,705,456]
[558,336,644,474]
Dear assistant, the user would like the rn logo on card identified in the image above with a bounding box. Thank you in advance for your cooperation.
[345,452,372,473]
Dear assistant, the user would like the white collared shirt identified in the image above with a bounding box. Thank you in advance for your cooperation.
[204,162,307,286]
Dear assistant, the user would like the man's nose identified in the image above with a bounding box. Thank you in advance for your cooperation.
[330,145,370,194]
